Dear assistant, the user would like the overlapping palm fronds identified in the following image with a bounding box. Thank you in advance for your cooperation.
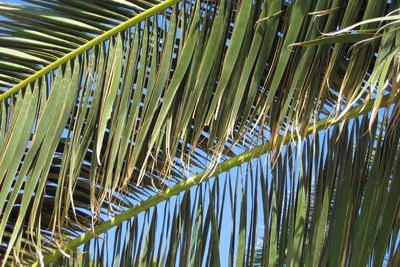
[0,0,399,266]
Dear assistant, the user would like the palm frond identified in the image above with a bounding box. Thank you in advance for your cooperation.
[48,110,400,266]
[0,0,399,265]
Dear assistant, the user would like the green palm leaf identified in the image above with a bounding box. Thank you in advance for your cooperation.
[0,0,399,266]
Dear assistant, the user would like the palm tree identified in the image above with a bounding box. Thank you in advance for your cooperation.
[0,0,399,265]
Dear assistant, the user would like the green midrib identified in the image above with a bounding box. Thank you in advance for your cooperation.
[33,93,399,266]
[0,0,182,102]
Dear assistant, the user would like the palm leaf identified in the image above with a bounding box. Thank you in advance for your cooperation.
[0,0,399,266]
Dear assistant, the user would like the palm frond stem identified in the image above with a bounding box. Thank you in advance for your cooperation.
[34,91,400,266]
[0,0,181,102]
